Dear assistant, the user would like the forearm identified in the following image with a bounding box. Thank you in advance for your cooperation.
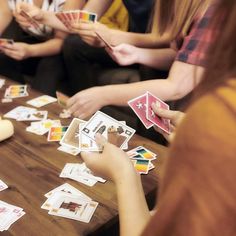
[28,38,63,57]
[136,48,176,70]
[110,31,170,48]
[116,170,150,236]
[102,79,180,106]
[0,8,12,35]
[83,0,113,18]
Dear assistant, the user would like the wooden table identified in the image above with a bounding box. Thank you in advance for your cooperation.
[0,78,168,236]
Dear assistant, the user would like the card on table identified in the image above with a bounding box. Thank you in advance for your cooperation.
[47,126,68,142]
[60,118,85,149]
[132,159,150,174]
[4,106,36,120]
[17,110,48,121]
[0,180,8,192]
[57,145,80,156]
[0,78,5,89]
[126,146,157,161]
[4,85,28,99]
[146,91,170,134]
[81,111,135,149]
[27,95,57,108]
[128,93,154,129]
[48,195,98,223]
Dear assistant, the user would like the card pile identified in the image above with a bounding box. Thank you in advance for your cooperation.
[55,10,97,28]
[41,183,98,223]
[4,106,48,121]
[27,95,57,108]
[126,146,157,174]
[128,91,170,133]
[0,200,25,232]
[26,119,61,135]
[4,85,28,99]
[0,179,8,192]
[60,111,135,153]
[60,163,106,187]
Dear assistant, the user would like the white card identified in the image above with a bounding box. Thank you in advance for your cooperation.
[0,180,8,192]
[27,95,57,108]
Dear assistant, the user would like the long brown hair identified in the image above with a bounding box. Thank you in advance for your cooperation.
[194,0,236,98]
[153,0,210,39]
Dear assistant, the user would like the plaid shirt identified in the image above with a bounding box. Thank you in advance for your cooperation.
[175,4,218,67]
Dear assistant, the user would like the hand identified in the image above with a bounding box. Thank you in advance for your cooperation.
[106,43,139,66]
[13,9,32,30]
[70,21,111,47]
[16,2,44,23]
[81,133,135,183]
[67,86,108,119]
[151,102,185,142]
[1,42,32,61]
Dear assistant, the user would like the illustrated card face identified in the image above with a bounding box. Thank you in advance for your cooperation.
[47,126,68,142]
[133,159,150,174]
[17,110,48,121]
[60,118,85,149]
[81,111,135,149]
[146,92,170,134]
[48,195,98,223]
[128,93,153,129]
[4,106,36,120]
[44,183,91,200]
[27,95,57,108]
[4,85,28,98]
[126,146,157,161]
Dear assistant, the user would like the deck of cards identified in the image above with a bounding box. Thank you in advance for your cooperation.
[41,183,98,223]
[128,91,170,133]
[55,10,97,28]
[126,146,157,174]
[60,163,106,187]
[0,200,25,232]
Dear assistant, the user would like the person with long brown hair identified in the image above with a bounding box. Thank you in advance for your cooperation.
[80,0,236,235]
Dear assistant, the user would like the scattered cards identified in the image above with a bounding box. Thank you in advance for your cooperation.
[27,95,57,108]
[0,201,25,232]
[128,92,170,133]
[42,183,98,223]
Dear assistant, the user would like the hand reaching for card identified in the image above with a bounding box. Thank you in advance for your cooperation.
[151,103,185,143]
[67,87,108,119]
[81,133,135,183]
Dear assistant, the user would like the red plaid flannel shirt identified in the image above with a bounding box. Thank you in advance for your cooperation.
[175,4,218,67]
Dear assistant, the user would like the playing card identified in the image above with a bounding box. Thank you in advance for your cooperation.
[132,159,150,174]
[128,92,154,129]
[0,38,14,46]
[44,183,91,200]
[0,180,8,192]
[47,126,68,142]
[4,85,28,99]
[56,91,69,107]
[81,111,135,149]
[146,92,170,134]
[60,118,85,149]
[126,146,157,161]
[27,95,57,108]
[48,195,98,223]
[17,110,48,121]
[4,106,36,120]
[0,78,5,89]
[57,145,80,156]
[95,31,113,50]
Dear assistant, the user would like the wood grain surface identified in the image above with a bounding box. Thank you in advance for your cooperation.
[0,78,168,236]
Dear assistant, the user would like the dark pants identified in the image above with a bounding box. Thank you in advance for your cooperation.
[0,20,66,96]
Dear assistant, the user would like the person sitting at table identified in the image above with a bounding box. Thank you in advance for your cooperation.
[0,0,80,96]
[80,0,236,234]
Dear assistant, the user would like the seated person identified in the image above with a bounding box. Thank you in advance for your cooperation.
[80,0,236,234]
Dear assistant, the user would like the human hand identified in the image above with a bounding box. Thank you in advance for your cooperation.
[16,2,44,23]
[106,43,139,66]
[67,86,108,119]
[81,133,135,183]
[70,21,111,47]
[0,42,32,60]
[151,102,185,142]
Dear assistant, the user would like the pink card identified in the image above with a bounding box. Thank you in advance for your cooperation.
[128,93,153,129]
[146,92,170,134]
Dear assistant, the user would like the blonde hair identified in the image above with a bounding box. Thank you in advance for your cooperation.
[153,0,210,40]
